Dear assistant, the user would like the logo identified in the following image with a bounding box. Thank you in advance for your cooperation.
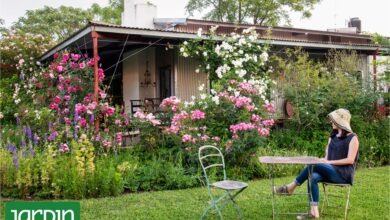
[5,202,80,220]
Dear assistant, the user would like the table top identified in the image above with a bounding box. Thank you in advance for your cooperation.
[259,156,325,164]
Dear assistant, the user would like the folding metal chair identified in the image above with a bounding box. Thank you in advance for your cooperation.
[321,182,352,220]
[198,145,248,220]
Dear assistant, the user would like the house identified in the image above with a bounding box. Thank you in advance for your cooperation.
[39,0,387,116]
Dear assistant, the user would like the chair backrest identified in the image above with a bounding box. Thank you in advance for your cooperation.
[144,98,163,113]
[130,99,144,115]
[198,145,227,185]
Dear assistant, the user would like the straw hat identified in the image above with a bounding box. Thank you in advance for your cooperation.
[328,108,353,133]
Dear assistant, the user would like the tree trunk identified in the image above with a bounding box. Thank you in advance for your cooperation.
[238,0,242,23]
[218,0,222,21]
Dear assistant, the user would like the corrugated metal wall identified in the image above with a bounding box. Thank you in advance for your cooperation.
[175,55,209,102]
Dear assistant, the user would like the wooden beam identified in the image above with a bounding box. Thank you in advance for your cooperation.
[92,30,100,133]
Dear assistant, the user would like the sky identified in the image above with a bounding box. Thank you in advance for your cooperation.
[0,0,389,36]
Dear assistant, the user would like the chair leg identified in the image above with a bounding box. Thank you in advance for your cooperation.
[344,186,351,220]
[228,191,244,219]
[219,188,246,219]
[201,189,224,220]
[321,183,329,214]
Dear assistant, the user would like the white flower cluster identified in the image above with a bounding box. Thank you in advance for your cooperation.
[215,64,231,78]
[246,77,270,101]
[34,110,42,120]
[180,46,189,58]
[13,83,21,104]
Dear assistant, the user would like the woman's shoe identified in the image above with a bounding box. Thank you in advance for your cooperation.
[273,185,292,195]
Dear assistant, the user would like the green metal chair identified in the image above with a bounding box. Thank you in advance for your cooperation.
[198,145,248,220]
[321,182,352,220]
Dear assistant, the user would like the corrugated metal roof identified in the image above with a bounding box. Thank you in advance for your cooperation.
[41,20,385,61]
[90,21,379,48]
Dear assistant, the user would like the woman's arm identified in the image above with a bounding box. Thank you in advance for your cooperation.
[326,136,359,165]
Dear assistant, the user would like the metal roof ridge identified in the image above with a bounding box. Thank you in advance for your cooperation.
[185,18,372,38]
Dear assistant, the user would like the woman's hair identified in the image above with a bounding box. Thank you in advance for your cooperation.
[330,129,350,138]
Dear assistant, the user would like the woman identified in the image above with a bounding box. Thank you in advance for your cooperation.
[274,108,359,219]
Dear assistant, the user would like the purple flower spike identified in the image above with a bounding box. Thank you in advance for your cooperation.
[27,126,32,140]
[23,126,27,134]
[6,142,14,152]
[6,143,18,169]
[50,132,56,141]
[90,113,95,123]
[33,133,39,145]
[21,139,26,157]
[12,147,18,169]
[16,116,20,126]
[48,122,52,129]
[74,110,79,123]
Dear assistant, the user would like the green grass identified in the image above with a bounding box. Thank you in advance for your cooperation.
[1,166,389,220]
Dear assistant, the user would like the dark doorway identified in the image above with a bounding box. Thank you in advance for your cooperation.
[159,66,172,99]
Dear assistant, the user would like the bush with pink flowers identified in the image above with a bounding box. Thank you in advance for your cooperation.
[158,27,277,178]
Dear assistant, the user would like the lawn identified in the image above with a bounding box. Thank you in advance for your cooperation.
[1,166,389,220]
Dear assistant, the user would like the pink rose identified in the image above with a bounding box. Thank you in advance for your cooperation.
[182,134,192,143]
[63,53,69,61]
[79,62,86,69]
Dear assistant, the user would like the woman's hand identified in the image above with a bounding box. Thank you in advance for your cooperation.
[319,158,329,164]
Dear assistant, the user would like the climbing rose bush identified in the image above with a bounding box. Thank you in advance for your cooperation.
[21,51,130,153]
[161,27,276,169]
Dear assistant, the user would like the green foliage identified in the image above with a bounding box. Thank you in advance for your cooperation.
[11,6,93,42]
[186,0,320,25]
[272,48,379,131]
[89,0,123,25]
[0,75,19,122]
[269,48,388,168]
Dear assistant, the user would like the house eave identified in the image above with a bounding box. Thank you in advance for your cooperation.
[39,26,92,61]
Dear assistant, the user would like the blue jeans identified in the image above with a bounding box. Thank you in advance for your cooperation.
[295,164,348,205]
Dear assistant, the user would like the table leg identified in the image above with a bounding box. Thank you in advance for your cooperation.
[268,164,275,220]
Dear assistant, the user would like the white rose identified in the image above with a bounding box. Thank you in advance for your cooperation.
[212,96,220,105]
[260,52,269,62]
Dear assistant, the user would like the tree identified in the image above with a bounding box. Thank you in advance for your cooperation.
[89,0,124,25]
[186,0,320,26]
[11,6,93,42]
[0,18,8,34]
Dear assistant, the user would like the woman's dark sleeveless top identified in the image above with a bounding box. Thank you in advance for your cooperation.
[327,133,358,184]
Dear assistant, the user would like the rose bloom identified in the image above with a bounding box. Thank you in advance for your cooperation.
[182,134,192,142]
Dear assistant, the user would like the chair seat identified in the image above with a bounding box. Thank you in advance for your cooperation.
[212,180,248,190]
[322,182,351,187]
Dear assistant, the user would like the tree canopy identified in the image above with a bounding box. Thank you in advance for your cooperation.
[186,0,320,26]
[89,0,124,25]
[11,6,93,42]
